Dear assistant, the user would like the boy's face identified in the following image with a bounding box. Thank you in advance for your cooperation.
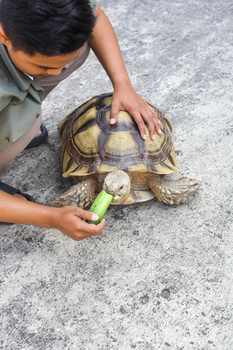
[6,42,84,78]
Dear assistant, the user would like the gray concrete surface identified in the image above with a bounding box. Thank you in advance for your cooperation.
[1,0,233,349]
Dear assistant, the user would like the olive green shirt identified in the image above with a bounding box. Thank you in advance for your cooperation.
[0,0,96,152]
[0,43,44,151]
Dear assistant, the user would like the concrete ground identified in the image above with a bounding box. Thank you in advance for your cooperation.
[1,0,233,349]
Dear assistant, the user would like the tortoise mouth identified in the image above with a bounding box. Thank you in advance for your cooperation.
[112,195,120,201]
[103,170,131,201]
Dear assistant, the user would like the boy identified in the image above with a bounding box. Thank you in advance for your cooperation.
[0,0,161,240]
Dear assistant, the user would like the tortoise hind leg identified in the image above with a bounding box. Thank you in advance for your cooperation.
[52,177,98,208]
[147,174,200,205]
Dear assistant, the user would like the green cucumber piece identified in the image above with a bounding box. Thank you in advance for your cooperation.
[87,190,113,224]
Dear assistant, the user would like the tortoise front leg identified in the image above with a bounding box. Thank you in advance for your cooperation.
[52,177,98,208]
[147,174,200,205]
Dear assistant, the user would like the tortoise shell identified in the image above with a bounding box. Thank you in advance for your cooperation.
[58,92,178,179]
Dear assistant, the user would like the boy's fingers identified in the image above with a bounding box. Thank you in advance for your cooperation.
[110,96,162,140]
[110,101,119,125]
[83,218,106,236]
[72,219,105,240]
[151,109,162,136]
[96,219,106,230]
[74,208,106,231]
[146,116,156,140]
[74,207,99,222]
[110,115,117,124]
[143,107,162,140]
[156,123,162,136]
[133,112,147,140]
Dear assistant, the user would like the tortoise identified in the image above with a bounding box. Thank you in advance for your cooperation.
[52,92,200,208]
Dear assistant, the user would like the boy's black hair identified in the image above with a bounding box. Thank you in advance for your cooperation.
[0,0,95,56]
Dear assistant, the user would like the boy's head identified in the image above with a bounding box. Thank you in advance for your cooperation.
[0,0,95,56]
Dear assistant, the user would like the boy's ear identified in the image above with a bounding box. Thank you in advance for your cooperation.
[0,25,10,46]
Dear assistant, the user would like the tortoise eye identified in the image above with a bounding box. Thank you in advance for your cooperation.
[119,185,124,190]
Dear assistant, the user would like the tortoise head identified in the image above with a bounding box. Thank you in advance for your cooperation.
[103,170,131,203]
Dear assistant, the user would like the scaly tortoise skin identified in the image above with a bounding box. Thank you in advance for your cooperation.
[52,92,200,208]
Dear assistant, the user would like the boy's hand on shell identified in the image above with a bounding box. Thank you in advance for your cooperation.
[110,87,162,141]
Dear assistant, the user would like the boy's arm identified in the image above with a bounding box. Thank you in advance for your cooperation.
[0,190,105,241]
[89,5,162,141]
